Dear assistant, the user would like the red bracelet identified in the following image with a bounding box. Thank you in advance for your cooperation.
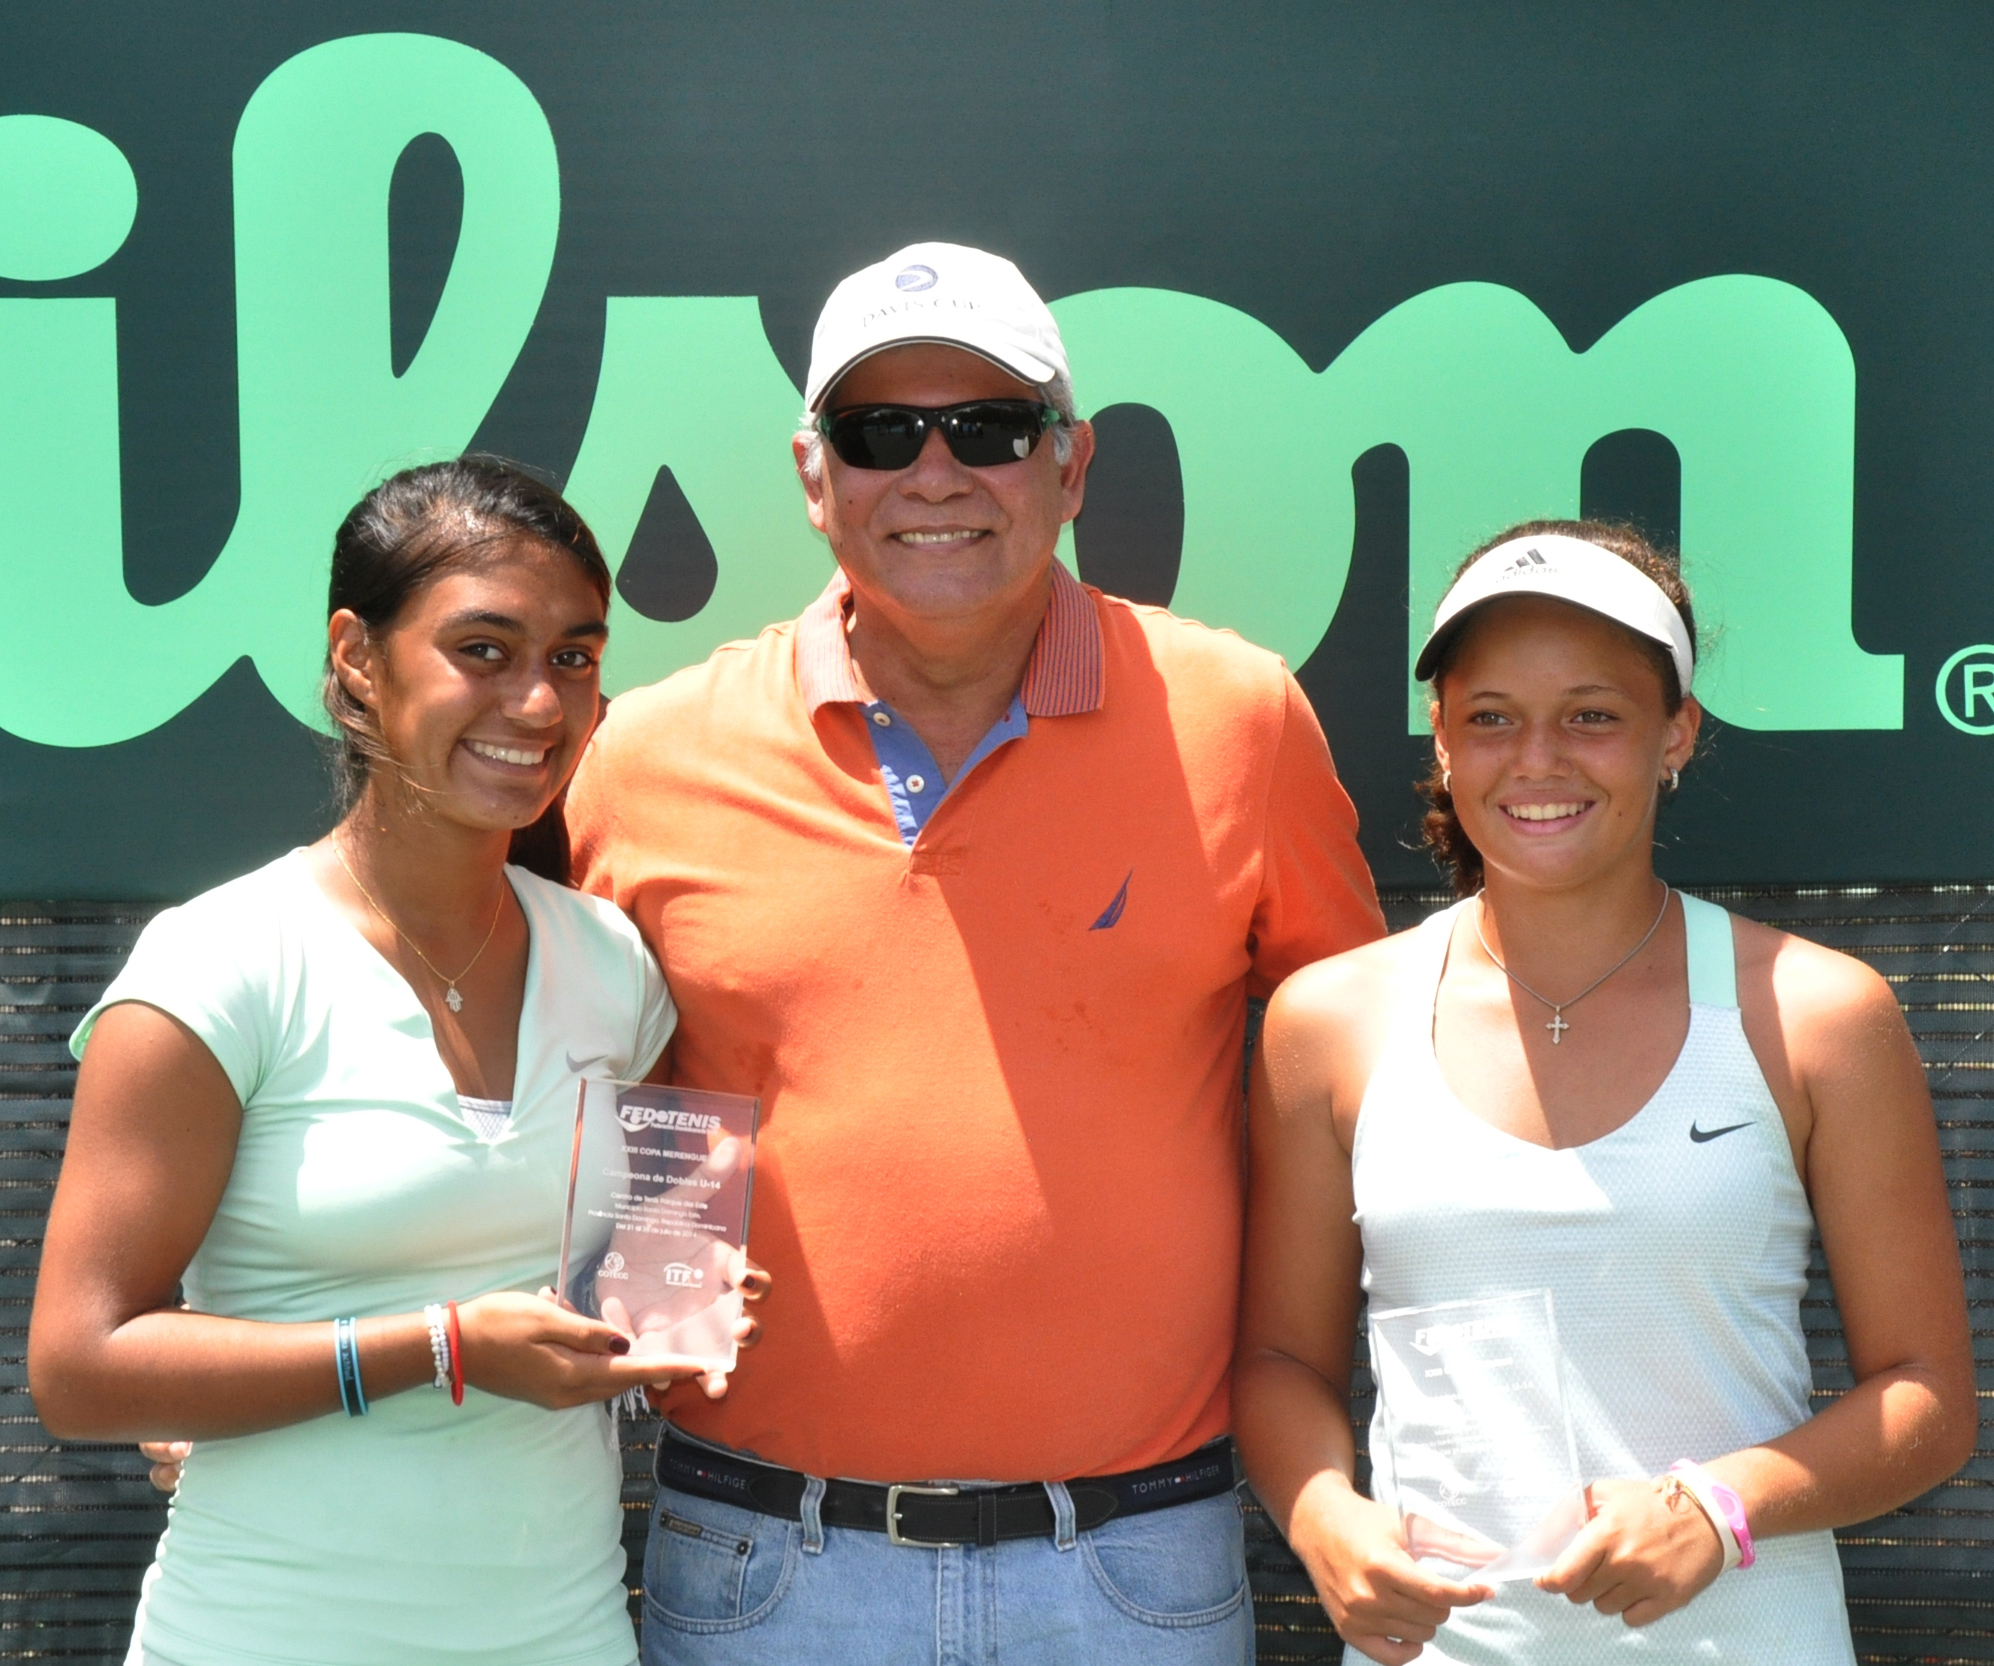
[446,1300,465,1406]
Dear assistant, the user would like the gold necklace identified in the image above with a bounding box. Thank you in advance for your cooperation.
[331,842,506,1014]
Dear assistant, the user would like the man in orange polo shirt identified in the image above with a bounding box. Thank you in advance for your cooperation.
[565,242,1383,1665]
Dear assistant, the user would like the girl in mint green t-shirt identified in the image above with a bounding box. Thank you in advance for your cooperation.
[29,460,758,1666]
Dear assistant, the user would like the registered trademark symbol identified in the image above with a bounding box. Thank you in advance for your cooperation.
[1936,645,1994,734]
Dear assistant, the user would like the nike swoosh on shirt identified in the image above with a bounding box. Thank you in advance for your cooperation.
[1689,1121,1753,1143]
[565,1052,610,1077]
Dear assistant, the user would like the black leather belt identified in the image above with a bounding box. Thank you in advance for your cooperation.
[655,1428,1235,1548]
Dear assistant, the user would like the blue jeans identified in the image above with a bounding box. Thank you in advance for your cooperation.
[638,1466,1252,1666]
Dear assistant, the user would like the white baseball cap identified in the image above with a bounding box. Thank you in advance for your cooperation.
[1414,532,1695,692]
[804,241,1069,412]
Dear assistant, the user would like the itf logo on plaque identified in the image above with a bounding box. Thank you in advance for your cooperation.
[1936,645,1994,735]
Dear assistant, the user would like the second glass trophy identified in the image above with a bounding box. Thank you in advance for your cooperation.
[1369,1289,1586,1583]
[557,1079,760,1373]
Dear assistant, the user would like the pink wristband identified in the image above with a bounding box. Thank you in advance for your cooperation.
[1669,1461,1755,1570]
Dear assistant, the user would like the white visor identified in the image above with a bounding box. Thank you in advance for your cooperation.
[1414,533,1694,693]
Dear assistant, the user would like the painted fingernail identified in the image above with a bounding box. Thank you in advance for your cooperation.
[608,1335,631,1354]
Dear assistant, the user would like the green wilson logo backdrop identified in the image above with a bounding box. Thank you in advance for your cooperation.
[3,4,1991,897]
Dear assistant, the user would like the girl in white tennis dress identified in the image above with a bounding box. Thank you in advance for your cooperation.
[1234,520,1974,1664]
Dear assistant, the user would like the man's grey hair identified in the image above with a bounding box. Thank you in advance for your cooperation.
[796,367,1079,483]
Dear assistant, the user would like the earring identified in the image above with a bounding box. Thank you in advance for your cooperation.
[1665,767,1681,792]
[1441,769,1452,793]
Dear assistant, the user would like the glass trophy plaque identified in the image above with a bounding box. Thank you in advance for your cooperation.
[1369,1289,1586,1583]
[557,1080,760,1373]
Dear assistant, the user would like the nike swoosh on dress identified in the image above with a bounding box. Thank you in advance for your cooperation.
[1689,1120,1753,1143]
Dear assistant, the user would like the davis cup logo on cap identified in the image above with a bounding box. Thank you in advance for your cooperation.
[805,240,1069,411]
[1414,532,1695,693]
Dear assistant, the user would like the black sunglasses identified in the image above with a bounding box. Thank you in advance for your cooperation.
[816,399,1064,471]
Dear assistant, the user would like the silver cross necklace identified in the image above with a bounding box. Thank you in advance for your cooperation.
[1471,883,1672,1045]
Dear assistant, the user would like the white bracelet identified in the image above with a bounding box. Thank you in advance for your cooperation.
[423,1303,453,1392]
[1663,1462,1743,1572]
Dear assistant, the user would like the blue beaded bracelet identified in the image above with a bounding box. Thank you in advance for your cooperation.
[333,1317,352,1416]
[333,1316,368,1417]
